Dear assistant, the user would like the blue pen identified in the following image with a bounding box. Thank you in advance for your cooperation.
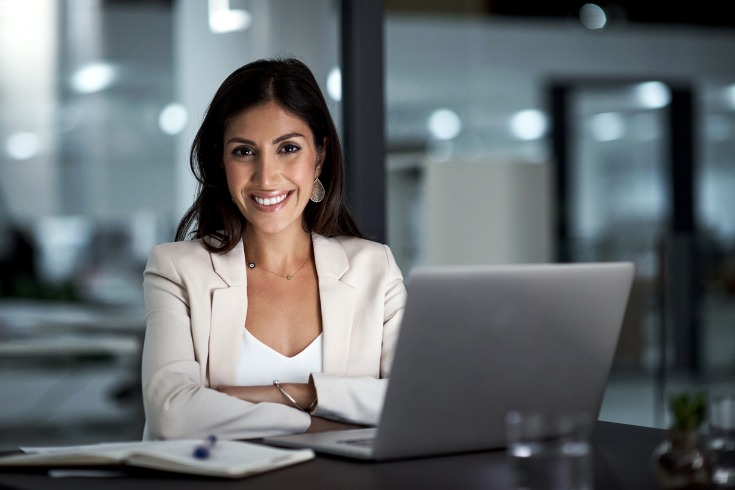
[192,435,218,459]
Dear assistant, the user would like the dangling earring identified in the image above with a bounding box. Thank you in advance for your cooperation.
[310,178,325,203]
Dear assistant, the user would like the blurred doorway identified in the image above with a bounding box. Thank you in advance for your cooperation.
[550,80,704,424]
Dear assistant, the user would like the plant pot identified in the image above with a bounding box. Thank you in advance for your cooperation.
[652,429,712,489]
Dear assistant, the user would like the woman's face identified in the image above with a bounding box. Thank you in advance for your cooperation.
[223,101,324,238]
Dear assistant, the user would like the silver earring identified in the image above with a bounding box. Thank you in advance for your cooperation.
[310,178,325,203]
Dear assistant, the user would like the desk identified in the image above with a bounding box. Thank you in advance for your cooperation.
[0,421,663,489]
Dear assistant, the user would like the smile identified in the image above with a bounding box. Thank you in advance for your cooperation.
[251,191,292,207]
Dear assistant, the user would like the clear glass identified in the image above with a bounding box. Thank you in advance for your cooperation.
[505,411,594,490]
[708,395,735,487]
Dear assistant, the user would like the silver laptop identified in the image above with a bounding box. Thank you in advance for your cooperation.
[264,262,635,461]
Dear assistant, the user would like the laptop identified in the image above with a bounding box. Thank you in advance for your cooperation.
[263,262,635,461]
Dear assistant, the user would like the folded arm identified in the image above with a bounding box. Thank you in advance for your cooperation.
[216,379,366,432]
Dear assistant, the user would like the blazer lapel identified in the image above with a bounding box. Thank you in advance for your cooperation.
[208,239,248,387]
[313,234,356,376]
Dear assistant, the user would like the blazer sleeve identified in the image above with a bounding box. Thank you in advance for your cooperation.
[310,243,406,425]
[141,244,311,440]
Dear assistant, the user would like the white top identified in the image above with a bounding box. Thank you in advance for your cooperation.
[235,328,323,386]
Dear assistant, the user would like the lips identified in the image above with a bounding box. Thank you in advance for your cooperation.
[250,190,293,207]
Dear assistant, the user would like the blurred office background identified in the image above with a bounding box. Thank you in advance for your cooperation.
[1,0,734,448]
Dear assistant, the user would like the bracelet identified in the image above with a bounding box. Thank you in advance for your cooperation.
[307,396,318,413]
[273,380,309,412]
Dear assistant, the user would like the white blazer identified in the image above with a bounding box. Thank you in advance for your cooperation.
[141,233,406,440]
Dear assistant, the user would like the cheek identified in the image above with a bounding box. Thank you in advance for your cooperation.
[299,167,315,183]
[296,159,318,183]
[223,165,235,189]
[223,166,248,198]
[224,163,246,184]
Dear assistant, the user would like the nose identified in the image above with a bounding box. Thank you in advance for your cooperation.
[252,154,279,187]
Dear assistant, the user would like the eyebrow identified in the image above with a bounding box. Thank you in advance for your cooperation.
[225,132,306,146]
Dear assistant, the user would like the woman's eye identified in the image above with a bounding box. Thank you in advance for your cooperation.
[232,147,254,157]
[281,144,300,154]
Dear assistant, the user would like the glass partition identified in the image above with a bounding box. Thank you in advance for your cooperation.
[0,0,341,448]
[698,83,735,378]
[385,13,735,428]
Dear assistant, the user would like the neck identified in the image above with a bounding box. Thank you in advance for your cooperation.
[242,228,312,271]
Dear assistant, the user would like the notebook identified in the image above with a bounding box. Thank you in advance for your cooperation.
[264,262,635,461]
[0,439,314,478]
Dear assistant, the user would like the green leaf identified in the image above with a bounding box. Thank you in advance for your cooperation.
[668,392,707,430]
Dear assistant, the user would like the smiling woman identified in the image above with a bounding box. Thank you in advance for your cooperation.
[223,102,324,239]
[140,58,407,441]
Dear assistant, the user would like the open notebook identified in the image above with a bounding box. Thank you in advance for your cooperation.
[0,439,314,478]
[264,262,635,461]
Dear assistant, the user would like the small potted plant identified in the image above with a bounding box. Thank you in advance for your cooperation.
[652,391,712,489]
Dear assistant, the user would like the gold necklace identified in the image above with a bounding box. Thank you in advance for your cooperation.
[246,255,310,280]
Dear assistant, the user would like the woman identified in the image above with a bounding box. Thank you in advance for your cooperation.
[141,58,406,440]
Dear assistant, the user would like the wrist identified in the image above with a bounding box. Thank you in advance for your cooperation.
[273,380,317,412]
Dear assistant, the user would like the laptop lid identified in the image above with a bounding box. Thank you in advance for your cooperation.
[265,262,635,461]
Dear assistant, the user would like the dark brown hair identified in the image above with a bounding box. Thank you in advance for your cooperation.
[175,57,362,253]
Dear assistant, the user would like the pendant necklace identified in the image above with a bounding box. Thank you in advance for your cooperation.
[246,255,310,280]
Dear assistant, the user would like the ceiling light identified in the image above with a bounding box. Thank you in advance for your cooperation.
[327,67,342,102]
[579,4,607,30]
[71,63,117,94]
[635,81,671,109]
[509,109,548,140]
[208,0,251,34]
[427,109,462,140]
[159,103,188,135]
[6,132,40,160]
[590,112,625,142]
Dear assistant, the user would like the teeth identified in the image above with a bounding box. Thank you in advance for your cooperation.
[254,194,287,206]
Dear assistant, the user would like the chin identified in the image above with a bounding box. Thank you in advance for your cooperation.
[247,219,302,237]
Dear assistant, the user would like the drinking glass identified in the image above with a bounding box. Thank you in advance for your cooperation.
[505,411,594,490]
[709,395,735,487]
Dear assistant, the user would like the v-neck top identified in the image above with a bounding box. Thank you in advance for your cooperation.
[235,328,323,386]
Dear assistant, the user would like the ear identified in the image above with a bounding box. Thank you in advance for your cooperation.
[315,137,327,177]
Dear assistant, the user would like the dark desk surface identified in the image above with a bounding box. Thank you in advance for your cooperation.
[0,421,663,489]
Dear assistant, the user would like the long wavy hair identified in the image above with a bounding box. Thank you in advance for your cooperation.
[175,57,362,253]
